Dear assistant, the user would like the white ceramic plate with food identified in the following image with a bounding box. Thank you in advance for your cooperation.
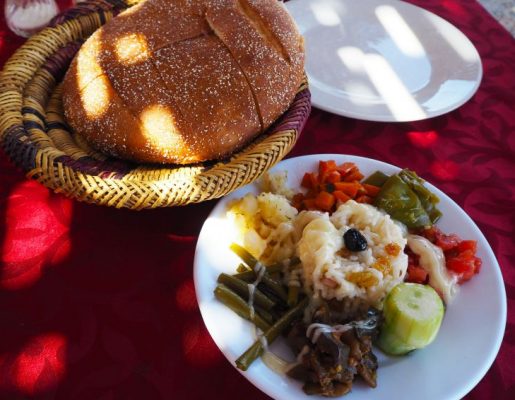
[194,154,505,400]
[284,0,482,122]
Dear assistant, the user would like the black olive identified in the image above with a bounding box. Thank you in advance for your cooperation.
[344,229,368,252]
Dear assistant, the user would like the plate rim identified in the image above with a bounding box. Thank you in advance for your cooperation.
[285,0,483,122]
[194,153,506,400]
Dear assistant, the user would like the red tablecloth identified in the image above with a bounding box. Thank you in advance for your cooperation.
[0,0,514,398]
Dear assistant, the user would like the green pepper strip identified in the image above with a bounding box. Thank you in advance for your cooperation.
[235,297,309,371]
[363,170,390,187]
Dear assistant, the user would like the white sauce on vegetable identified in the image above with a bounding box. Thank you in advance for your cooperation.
[407,234,458,304]
[247,262,267,325]
[307,317,377,343]
[307,323,353,343]
[258,334,269,351]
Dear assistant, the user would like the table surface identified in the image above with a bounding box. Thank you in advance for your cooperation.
[0,0,514,399]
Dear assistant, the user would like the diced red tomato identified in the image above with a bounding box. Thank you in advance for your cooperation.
[457,240,477,253]
[434,230,461,251]
[405,264,429,284]
[419,226,481,284]
[446,252,481,283]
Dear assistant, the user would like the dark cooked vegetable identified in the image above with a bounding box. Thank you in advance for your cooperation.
[287,306,380,397]
[213,284,271,332]
[363,170,389,187]
[235,297,309,371]
[217,273,276,310]
[343,228,368,252]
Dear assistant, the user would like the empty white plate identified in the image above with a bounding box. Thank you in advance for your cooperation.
[285,0,482,122]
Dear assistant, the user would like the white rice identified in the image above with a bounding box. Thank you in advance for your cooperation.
[298,201,408,306]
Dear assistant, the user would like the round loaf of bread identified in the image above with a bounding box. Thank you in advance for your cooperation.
[61,0,304,164]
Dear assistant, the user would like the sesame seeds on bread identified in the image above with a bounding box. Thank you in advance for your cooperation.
[62,0,305,164]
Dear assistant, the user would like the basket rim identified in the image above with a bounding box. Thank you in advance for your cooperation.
[0,0,311,208]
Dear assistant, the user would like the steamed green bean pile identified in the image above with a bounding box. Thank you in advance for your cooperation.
[213,243,307,371]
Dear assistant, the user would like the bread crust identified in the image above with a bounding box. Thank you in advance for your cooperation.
[62,0,304,164]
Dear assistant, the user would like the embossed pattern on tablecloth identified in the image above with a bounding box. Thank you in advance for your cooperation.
[0,0,514,399]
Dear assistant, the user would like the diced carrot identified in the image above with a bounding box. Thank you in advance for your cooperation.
[301,172,311,188]
[303,198,317,210]
[326,170,341,183]
[319,160,338,183]
[292,193,305,210]
[319,160,338,175]
[333,190,351,203]
[362,183,381,197]
[337,162,357,176]
[305,188,317,199]
[334,182,360,198]
[344,170,364,182]
[314,191,335,211]
[301,172,317,189]
[355,195,373,204]
[357,184,367,196]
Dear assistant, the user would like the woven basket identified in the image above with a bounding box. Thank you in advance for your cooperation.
[0,0,311,209]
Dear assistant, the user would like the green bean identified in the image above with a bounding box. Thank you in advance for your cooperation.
[231,244,300,273]
[233,270,255,282]
[214,285,271,332]
[287,285,299,307]
[261,274,288,302]
[236,263,250,273]
[236,272,288,303]
[254,306,275,325]
[235,297,309,371]
[230,243,259,268]
[217,273,276,310]
[230,243,281,273]
[230,243,288,301]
